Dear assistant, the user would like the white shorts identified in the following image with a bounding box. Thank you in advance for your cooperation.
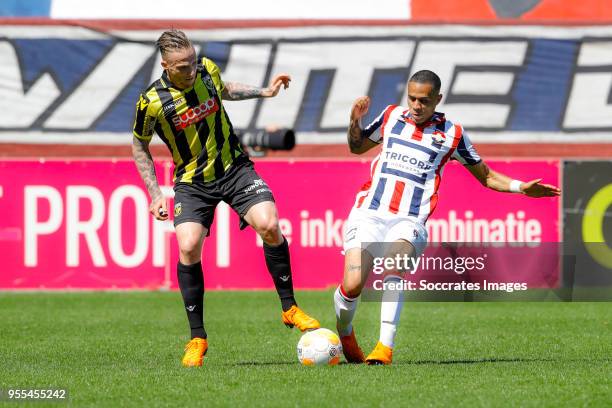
[343,208,428,257]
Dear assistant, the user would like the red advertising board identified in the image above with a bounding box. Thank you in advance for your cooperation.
[0,159,560,290]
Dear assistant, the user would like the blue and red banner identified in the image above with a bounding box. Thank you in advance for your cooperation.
[0,23,611,145]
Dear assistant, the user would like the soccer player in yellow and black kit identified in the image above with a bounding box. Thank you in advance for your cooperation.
[132,30,320,367]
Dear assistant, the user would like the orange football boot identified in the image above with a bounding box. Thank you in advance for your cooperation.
[365,341,393,365]
[339,328,365,363]
[182,337,208,367]
[281,305,321,332]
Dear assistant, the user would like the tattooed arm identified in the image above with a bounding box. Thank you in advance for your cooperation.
[132,136,168,220]
[222,73,291,101]
[348,96,377,154]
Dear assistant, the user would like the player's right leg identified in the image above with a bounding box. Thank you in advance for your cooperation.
[335,210,380,363]
[173,182,219,367]
[364,239,414,366]
[335,247,374,363]
[175,221,208,367]
[365,220,428,366]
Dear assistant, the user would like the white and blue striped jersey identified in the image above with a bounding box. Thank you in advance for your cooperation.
[352,105,481,224]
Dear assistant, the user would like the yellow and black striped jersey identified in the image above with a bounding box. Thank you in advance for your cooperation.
[133,57,246,183]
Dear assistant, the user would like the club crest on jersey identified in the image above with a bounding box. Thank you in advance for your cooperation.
[203,75,215,93]
[431,131,447,145]
[174,202,182,217]
[172,98,219,130]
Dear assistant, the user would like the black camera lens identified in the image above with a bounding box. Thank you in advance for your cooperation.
[239,128,295,151]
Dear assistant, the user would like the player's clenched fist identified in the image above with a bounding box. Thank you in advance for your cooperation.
[149,197,168,221]
[351,96,370,120]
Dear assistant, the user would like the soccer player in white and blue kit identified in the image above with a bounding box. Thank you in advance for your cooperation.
[334,70,561,365]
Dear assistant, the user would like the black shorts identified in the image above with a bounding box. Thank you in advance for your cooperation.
[173,159,275,235]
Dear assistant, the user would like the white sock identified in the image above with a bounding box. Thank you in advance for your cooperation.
[379,276,405,348]
[334,285,359,337]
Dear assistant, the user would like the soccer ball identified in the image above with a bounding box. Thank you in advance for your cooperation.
[297,328,342,366]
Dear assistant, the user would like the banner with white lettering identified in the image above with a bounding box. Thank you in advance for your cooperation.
[1,24,612,145]
[0,159,559,289]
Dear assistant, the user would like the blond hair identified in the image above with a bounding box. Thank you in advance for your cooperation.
[156,29,192,57]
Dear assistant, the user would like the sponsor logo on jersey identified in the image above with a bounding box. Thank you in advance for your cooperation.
[244,178,267,194]
[384,151,433,170]
[172,98,219,130]
[162,102,175,114]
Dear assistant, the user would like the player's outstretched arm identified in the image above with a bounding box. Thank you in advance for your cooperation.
[132,136,168,220]
[347,96,378,154]
[466,161,561,198]
[222,74,291,100]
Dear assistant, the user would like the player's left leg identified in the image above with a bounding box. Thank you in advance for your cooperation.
[224,160,319,331]
[365,220,428,365]
[243,200,320,331]
[244,200,294,310]
[365,239,415,366]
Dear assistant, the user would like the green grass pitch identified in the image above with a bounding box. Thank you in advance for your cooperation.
[0,291,610,407]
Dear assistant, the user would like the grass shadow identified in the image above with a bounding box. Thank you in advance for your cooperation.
[396,357,547,366]
[233,361,297,366]
[395,357,610,366]
[233,357,610,367]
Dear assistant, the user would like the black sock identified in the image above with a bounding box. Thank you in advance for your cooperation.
[263,237,297,312]
[177,261,207,339]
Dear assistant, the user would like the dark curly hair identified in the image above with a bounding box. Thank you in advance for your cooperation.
[409,70,441,94]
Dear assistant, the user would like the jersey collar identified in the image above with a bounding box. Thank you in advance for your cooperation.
[401,111,446,127]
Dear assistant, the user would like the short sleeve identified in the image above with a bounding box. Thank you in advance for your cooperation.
[132,94,157,141]
[362,105,395,144]
[202,57,225,94]
[451,128,481,166]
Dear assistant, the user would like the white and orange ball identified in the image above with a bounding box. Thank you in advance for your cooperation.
[297,328,342,366]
